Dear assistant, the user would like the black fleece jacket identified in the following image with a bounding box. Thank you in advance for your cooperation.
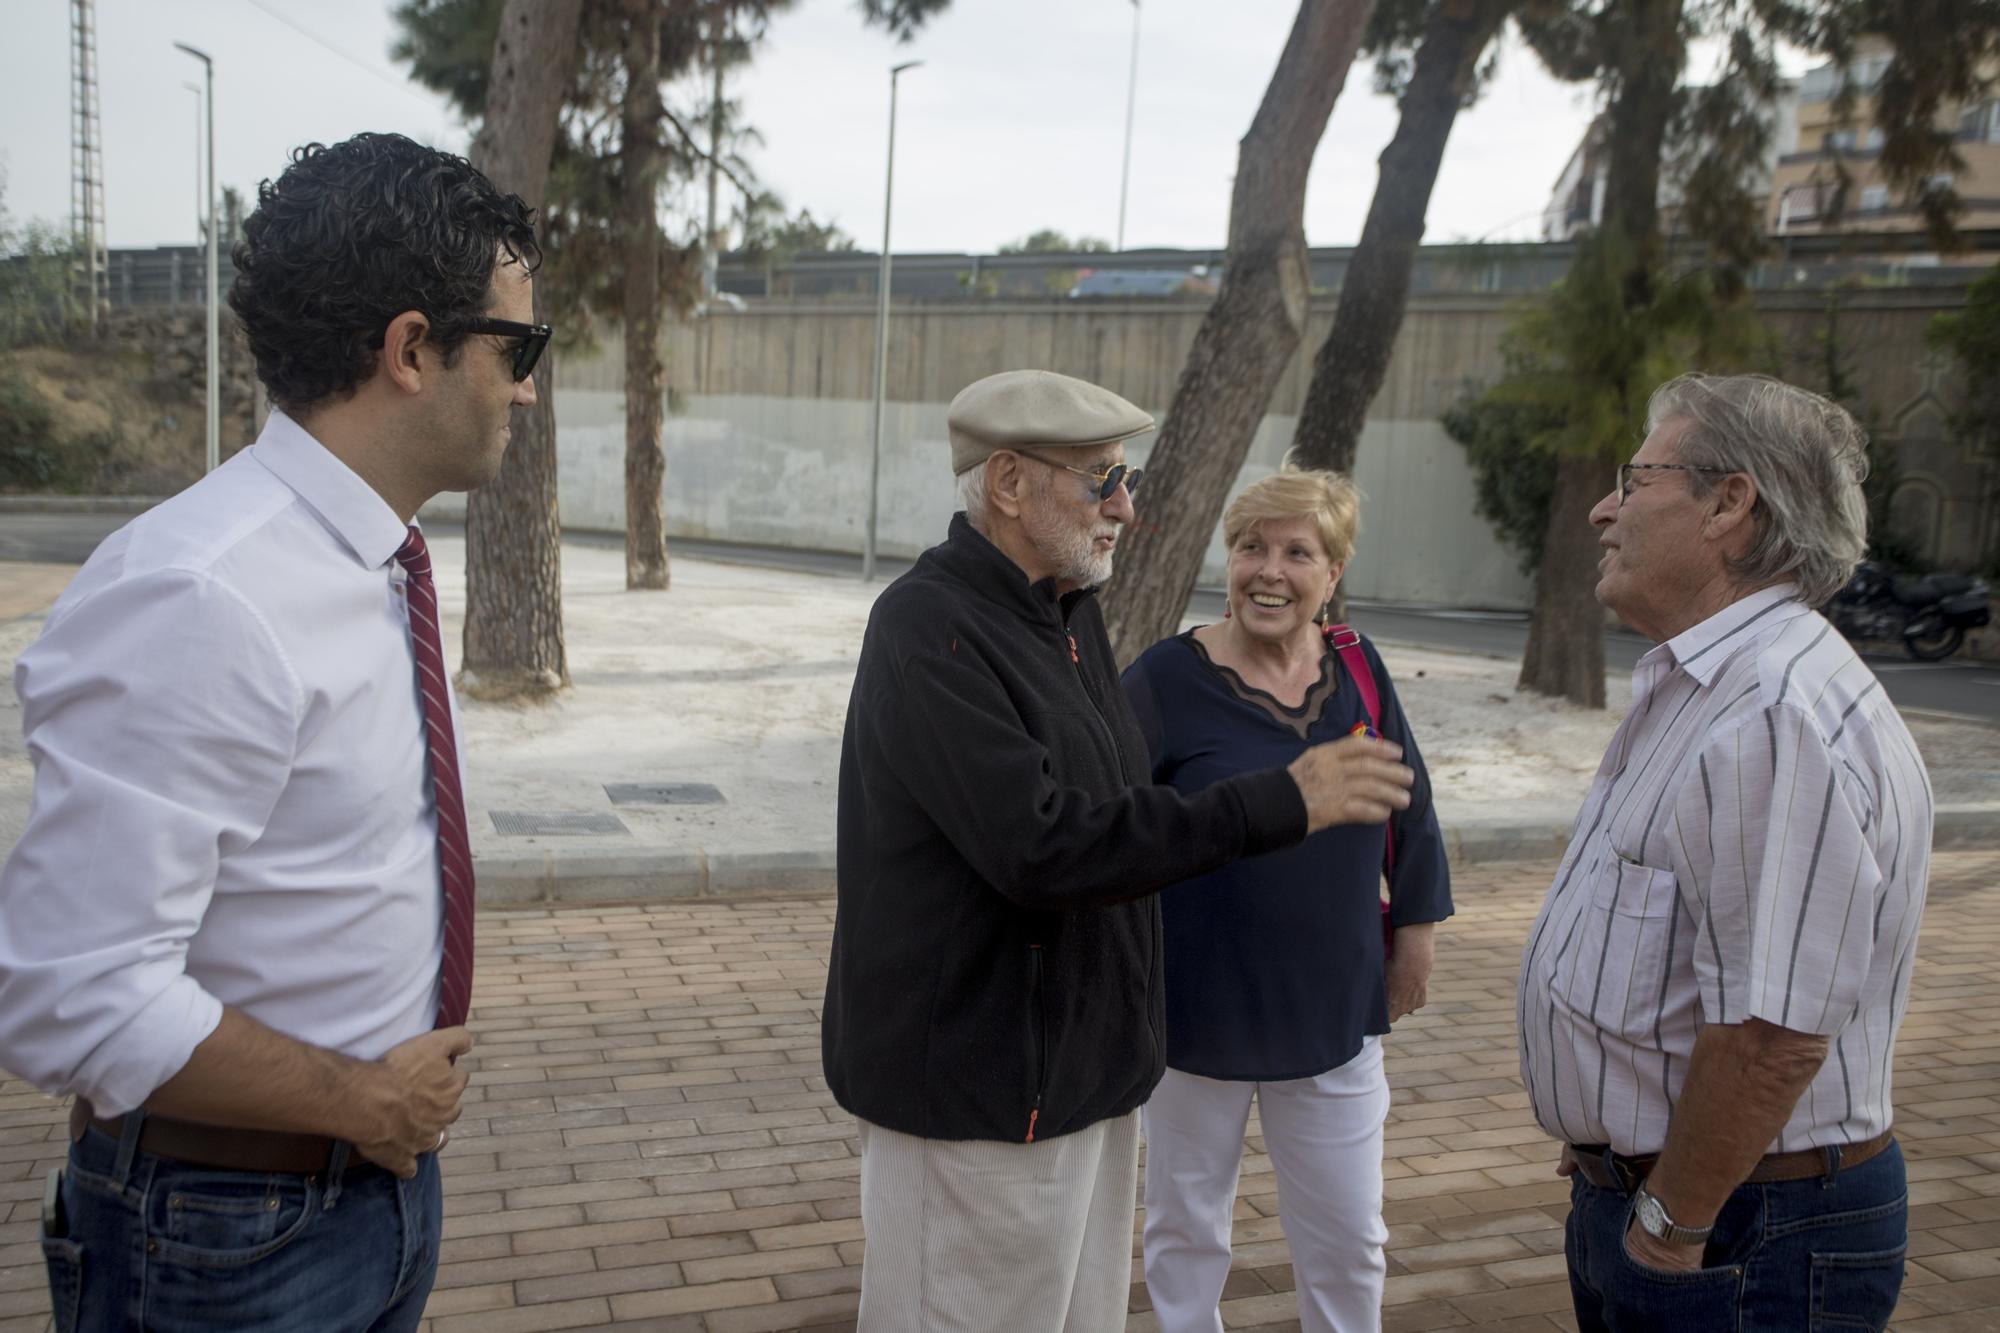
[821,514,1309,1143]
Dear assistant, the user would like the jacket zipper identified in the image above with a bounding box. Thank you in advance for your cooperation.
[1058,613,1162,1066]
[1027,943,1047,1142]
[1061,617,1124,769]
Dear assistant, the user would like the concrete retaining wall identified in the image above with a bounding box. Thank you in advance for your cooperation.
[421,389,1532,605]
[423,287,1996,606]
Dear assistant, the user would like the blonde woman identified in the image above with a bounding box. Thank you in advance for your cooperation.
[1122,469,1452,1332]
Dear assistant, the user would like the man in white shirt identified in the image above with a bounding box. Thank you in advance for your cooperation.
[0,132,549,1331]
[1517,373,1931,1333]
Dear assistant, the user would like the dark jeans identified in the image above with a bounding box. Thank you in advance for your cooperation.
[40,1115,442,1332]
[1565,1139,1907,1333]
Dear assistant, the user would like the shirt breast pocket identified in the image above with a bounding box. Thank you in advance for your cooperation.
[1592,844,1681,919]
[1584,840,1685,1042]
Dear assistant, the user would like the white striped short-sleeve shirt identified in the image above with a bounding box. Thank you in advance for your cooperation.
[1517,584,1932,1156]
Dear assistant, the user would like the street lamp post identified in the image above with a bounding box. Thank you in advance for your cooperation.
[1117,0,1140,251]
[174,41,218,474]
[183,82,202,248]
[862,59,920,583]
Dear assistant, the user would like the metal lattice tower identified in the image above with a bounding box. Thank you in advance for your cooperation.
[69,0,108,331]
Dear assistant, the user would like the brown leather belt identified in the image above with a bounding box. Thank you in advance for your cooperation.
[1566,1129,1894,1193]
[69,1101,364,1176]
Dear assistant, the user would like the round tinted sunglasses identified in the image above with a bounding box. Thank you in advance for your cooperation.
[464,317,553,382]
[1013,449,1143,502]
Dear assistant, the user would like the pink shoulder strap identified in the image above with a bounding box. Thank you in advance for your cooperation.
[1326,624,1380,734]
[1325,624,1395,881]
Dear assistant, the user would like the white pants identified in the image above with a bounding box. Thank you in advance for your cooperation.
[855,1111,1140,1332]
[1142,1039,1390,1333]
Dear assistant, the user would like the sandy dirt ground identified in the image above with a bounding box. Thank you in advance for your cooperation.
[0,541,1991,864]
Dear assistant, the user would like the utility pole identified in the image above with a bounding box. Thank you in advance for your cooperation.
[69,0,108,332]
[1116,0,1140,251]
[175,41,219,474]
[863,60,920,583]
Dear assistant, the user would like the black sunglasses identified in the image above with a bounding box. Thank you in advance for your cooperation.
[1013,449,1144,502]
[463,317,552,382]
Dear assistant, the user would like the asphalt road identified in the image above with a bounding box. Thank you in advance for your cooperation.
[0,512,124,566]
[4,512,1997,722]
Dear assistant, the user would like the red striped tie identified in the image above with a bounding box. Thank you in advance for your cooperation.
[395,527,476,1030]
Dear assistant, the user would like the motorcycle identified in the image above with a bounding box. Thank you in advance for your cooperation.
[1824,560,1993,662]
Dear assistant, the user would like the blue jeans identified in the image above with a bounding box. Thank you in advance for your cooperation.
[40,1115,442,1332]
[1565,1139,1907,1332]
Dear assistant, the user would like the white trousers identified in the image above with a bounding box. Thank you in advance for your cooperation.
[1142,1038,1390,1333]
[855,1110,1140,1332]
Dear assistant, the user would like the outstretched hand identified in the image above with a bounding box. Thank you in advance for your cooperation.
[1287,734,1413,835]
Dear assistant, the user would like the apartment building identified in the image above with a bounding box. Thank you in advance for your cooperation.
[1769,37,2000,240]
[1543,82,1800,241]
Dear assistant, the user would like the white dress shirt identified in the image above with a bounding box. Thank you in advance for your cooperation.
[0,412,457,1116]
[1517,584,1932,1156]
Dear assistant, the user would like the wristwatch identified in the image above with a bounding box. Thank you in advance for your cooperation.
[1632,1183,1714,1246]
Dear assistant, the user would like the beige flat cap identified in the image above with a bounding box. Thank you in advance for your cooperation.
[947,370,1155,475]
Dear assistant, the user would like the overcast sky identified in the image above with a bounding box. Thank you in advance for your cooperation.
[1,0,1612,255]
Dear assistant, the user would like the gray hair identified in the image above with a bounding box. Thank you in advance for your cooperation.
[955,460,991,526]
[1646,372,1870,605]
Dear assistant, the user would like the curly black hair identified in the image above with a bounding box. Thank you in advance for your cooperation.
[228,132,541,417]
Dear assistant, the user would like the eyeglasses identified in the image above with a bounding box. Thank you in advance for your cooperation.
[1617,462,1731,504]
[464,317,553,382]
[1013,449,1143,502]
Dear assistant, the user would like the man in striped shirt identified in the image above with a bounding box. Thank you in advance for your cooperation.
[1517,373,1931,1332]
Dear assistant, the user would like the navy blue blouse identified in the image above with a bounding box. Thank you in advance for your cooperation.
[1122,629,1452,1081]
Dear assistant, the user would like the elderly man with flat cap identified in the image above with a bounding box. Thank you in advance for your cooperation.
[822,369,1416,1331]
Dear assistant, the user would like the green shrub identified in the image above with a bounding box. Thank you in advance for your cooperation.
[0,366,119,492]
[0,365,59,487]
[0,223,81,349]
[61,427,119,493]
[1438,232,1772,575]
[1440,388,1562,574]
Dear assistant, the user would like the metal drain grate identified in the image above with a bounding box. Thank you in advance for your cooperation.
[603,782,725,806]
[489,811,630,836]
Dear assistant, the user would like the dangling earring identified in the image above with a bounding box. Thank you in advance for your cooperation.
[1223,603,1232,619]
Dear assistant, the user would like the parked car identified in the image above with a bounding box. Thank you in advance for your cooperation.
[1066,269,1219,299]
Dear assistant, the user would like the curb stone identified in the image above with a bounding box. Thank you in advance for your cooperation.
[0,496,165,515]
[1442,816,1575,868]
[467,804,2000,905]
[1934,804,2000,850]
[472,847,837,904]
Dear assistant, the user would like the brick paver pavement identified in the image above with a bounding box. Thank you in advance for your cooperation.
[3,851,1999,1331]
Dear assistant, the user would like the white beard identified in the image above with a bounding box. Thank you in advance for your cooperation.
[1026,500,1116,588]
